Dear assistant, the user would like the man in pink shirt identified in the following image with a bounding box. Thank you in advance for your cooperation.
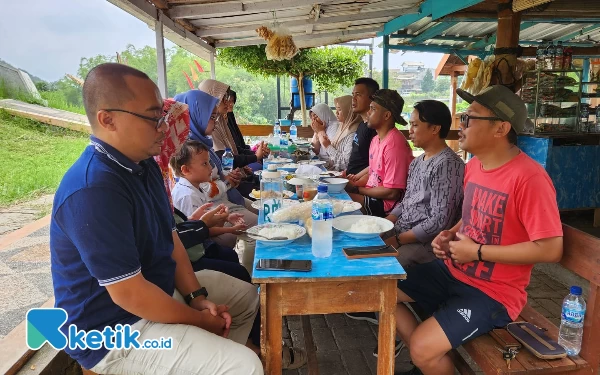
[346,89,414,217]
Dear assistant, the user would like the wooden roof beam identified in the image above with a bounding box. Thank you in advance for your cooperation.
[215,26,382,47]
[444,12,600,23]
[195,9,396,37]
[196,10,394,38]
[170,0,338,19]
[521,46,600,57]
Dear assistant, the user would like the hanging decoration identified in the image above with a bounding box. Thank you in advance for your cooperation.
[256,13,299,61]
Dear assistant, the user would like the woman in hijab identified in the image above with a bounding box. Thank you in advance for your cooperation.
[225,90,268,171]
[173,89,258,272]
[318,95,362,171]
[309,103,339,163]
[198,79,260,195]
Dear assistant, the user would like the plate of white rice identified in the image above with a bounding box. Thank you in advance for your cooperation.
[332,215,394,239]
[246,223,306,245]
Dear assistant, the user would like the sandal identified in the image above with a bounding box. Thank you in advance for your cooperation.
[282,345,307,370]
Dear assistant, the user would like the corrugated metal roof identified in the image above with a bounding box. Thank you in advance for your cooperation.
[391,19,600,53]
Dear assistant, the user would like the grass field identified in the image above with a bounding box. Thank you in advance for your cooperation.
[0,110,89,207]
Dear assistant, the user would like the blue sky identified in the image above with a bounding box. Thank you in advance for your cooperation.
[0,0,442,82]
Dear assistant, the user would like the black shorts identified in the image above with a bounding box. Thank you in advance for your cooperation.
[397,260,512,349]
[363,196,386,217]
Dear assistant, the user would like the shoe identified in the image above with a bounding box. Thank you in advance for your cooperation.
[395,364,423,375]
[344,312,378,324]
[372,340,404,358]
[282,346,307,370]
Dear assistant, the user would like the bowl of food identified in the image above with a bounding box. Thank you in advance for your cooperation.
[332,215,394,239]
[321,178,348,193]
[246,223,306,245]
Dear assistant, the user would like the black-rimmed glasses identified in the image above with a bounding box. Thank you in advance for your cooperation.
[103,109,166,130]
[460,114,502,128]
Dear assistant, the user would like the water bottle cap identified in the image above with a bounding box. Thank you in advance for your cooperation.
[225,148,231,152]
[317,184,328,193]
[570,286,582,295]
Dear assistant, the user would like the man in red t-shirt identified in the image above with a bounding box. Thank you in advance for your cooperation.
[345,89,414,217]
[394,85,564,375]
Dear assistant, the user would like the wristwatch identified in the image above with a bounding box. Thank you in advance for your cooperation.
[184,287,208,305]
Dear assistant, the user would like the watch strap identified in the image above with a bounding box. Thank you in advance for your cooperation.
[184,287,208,305]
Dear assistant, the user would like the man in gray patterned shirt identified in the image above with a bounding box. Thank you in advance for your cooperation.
[383,100,465,268]
[347,100,465,335]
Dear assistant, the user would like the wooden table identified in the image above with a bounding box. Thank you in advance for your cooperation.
[252,193,406,374]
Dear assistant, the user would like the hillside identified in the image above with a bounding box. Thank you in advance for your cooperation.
[0,58,44,83]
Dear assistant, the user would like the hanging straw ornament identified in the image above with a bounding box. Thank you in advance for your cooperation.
[256,12,299,61]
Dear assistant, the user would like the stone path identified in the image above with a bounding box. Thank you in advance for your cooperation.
[0,194,54,236]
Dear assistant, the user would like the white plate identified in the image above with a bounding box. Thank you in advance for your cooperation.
[246,223,306,245]
[332,200,362,214]
[254,170,289,176]
[251,199,300,210]
[332,215,394,239]
[298,159,326,166]
[249,190,294,200]
[267,157,292,164]
[279,163,299,171]
[320,171,343,177]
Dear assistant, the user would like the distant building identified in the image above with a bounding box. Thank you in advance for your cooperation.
[0,61,44,103]
[401,61,425,73]
[390,63,432,95]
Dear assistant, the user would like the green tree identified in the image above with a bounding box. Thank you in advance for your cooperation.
[421,69,435,93]
[217,45,368,126]
[434,76,451,93]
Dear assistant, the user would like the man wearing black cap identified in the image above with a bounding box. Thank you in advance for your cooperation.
[345,89,414,218]
[393,85,564,375]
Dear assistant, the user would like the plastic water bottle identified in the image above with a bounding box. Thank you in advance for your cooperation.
[311,184,333,258]
[260,164,283,223]
[558,286,586,356]
[536,42,546,71]
[222,148,234,175]
[545,41,555,70]
[274,121,282,137]
[554,41,564,70]
[290,123,298,141]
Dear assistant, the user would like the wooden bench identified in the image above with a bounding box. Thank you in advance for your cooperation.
[452,224,600,375]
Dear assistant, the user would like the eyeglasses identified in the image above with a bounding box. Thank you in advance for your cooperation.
[102,109,166,130]
[460,114,502,128]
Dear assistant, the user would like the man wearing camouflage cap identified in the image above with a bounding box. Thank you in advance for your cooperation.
[393,85,563,375]
[345,89,414,218]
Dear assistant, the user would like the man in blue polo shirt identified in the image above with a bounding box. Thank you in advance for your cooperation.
[50,63,262,374]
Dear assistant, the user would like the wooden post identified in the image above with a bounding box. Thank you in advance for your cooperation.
[155,14,168,99]
[383,35,390,89]
[493,0,521,90]
[209,52,216,80]
[448,71,460,153]
[451,72,458,117]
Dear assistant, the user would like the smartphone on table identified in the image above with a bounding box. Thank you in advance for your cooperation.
[342,245,398,259]
[255,259,312,272]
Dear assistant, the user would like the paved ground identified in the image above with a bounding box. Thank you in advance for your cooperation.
[0,194,53,236]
